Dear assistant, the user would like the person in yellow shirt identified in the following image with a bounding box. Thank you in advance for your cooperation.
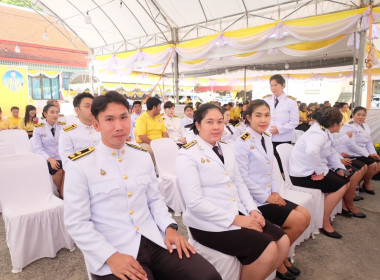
[135,97,169,165]
[19,105,37,138]
[7,106,22,128]
[339,102,350,124]
[295,103,310,132]
[0,107,14,130]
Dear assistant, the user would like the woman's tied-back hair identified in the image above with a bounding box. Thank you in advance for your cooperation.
[310,107,342,128]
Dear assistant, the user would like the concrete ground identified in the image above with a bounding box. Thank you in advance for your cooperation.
[0,181,379,280]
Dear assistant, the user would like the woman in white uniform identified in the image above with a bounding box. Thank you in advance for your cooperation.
[339,106,380,195]
[289,108,349,239]
[235,100,310,280]
[177,103,290,280]
[221,107,236,144]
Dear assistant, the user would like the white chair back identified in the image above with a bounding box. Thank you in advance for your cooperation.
[0,153,53,206]
[276,143,294,190]
[0,129,31,155]
[272,157,286,196]
[151,138,178,176]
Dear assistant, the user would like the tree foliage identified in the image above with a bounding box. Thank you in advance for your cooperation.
[0,0,35,8]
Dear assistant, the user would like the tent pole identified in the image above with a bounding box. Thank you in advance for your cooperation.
[244,66,247,101]
[171,27,179,104]
[352,31,357,107]
[354,0,370,107]
[366,6,373,110]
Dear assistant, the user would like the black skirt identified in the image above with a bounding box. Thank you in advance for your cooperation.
[258,199,298,226]
[47,160,62,175]
[189,220,285,265]
[350,159,366,170]
[351,156,377,166]
[290,169,349,193]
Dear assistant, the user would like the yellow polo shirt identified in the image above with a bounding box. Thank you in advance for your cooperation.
[135,111,167,143]
[341,110,350,124]
[0,118,13,130]
[18,118,35,132]
[7,116,22,127]
[299,111,309,124]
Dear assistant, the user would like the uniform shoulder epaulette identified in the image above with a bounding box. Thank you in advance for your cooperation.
[180,116,185,119]
[219,140,227,144]
[34,123,44,128]
[174,115,179,118]
[287,95,297,101]
[262,94,272,99]
[126,142,147,152]
[235,123,241,127]
[348,120,354,124]
[263,132,270,137]
[63,124,77,132]
[68,147,95,161]
[160,113,164,116]
[240,132,251,141]
[321,125,326,131]
[57,121,66,126]
[182,140,197,149]
[40,116,46,120]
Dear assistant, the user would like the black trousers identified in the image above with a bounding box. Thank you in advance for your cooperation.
[272,141,291,174]
[91,236,221,280]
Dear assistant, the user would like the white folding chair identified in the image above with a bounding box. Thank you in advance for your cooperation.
[0,129,31,154]
[0,153,74,273]
[150,138,184,215]
[276,143,324,237]
[272,157,314,259]
[292,130,304,144]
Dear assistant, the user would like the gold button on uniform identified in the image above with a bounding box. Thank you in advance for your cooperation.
[232,198,236,202]
[93,140,97,143]
[118,158,123,162]
[121,149,125,154]
[267,172,271,175]
[227,183,231,187]
[112,151,116,156]
[123,175,128,180]
[135,226,139,231]
[267,161,270,164]
[268,184,271,188]
[89,131,92,134]
[128,192,132,197]
[129,210,134,215]
[225,172,229,176]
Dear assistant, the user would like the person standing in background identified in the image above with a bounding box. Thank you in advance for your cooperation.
[263,74,298,175]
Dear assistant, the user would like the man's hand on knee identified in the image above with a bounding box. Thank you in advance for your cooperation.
[106,252,147,280]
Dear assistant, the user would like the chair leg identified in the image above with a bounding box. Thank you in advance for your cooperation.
[12,267,22,273]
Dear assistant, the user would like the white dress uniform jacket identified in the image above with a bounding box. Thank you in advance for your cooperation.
[234,127,280,207]
[181,116,193,132]
[339,119,376,157]
[163,114,186,142]
[64,141,175,275]
[177,136,258,232]
[263,93,299,142]
[234,122,247,137]
[32,121,64,161]
[221,124,237,144]
[289,123,344,177]
[58,121,101,168]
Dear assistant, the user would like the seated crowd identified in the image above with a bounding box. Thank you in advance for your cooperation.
[1,74,379,280]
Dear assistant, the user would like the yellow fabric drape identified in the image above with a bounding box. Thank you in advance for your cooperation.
[285,35,345,51]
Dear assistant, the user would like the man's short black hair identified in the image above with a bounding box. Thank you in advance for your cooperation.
[73,92,94,108]
[11,106,19,111]
[91,91,129,119]
[146,97,162,110]
[132,101,142,107]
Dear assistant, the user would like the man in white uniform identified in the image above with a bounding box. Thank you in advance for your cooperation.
[59,93,100,169]
[263,74,298,174]
[64,91,221,280]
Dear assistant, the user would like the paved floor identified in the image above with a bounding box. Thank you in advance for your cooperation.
[0,181,379,280]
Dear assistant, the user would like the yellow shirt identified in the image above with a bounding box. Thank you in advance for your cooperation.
[229,108,236,121]
[233,107,241,120]
[7,116,22,127]
[135,111,167,144]
[299,111,309,124]
[341,110,350,124]
[18,118,35,132]
[0,118,13,130]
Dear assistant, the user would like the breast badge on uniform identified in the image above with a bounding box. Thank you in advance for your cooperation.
[240,132,251,141]
[69,147,95,161]
[182,140,197,149]
[57,121,66,126]
[63,124,77,132]
[126,142,147,152]
[34,123,45,128]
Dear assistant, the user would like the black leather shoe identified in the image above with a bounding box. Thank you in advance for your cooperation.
[320,228,342,239]
[276,270,296,280]
[353,195,364,201]
[286,265,301,276]
[351,212,366,218]
[341,209,354,217]
[364,189,375,195]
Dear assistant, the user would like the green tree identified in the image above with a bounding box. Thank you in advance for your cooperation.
[0,0,35,8]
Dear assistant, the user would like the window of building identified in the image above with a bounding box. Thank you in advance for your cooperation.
[62,72,74,90]
[28,74,60,100]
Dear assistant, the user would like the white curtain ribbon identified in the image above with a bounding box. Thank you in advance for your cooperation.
[360,9,371,31]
